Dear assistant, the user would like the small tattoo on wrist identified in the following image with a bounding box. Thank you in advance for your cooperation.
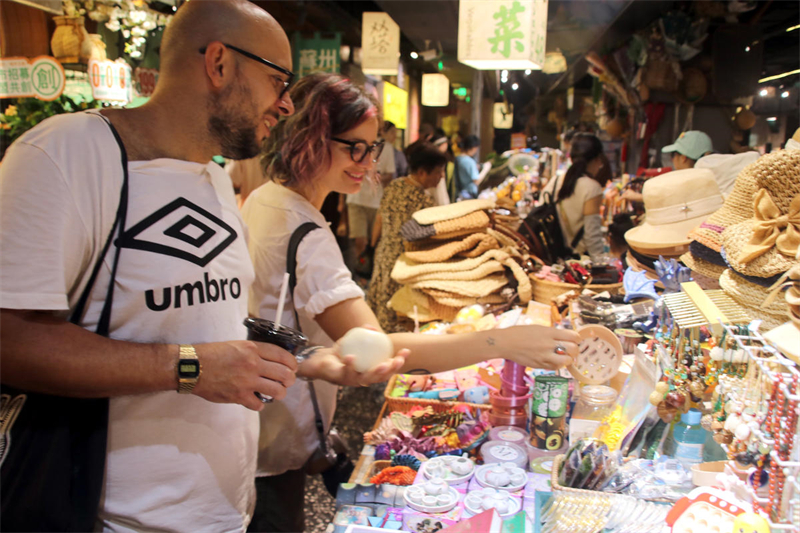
[486,337,496,346]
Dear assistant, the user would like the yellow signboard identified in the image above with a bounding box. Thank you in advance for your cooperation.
[383,81,408,130]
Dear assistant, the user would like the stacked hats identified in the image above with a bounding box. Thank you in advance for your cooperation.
[625,169,724,277]
[716,149,800,330]
[388,199,533,323]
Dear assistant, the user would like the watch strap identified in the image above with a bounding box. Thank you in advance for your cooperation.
[177,344,200,394]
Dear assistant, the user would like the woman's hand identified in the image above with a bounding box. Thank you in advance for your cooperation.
[486,325,580,370]
[298,346,408,387]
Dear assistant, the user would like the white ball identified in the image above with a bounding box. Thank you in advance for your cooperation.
[734,424,751,441]
[338,327,394,373]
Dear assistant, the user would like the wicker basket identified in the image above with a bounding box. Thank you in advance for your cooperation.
[550,454,672,503]
[532,278,624,305]
[383,374,491,415]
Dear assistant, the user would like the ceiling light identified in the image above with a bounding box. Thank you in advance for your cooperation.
[410,51,418,59]
[501,70,509,78]
[767,117,777,122]
[525,69,531,75]
[745,46,750,52]
[782,91,790,98]
[759,89,768,96]
[787,24,800,32]
[512,83,519,90]
[759,69,800,83]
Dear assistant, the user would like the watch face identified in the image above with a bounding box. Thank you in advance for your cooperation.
[178,360,200,378]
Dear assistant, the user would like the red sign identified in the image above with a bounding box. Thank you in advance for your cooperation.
[510,133,527,150]
[134,67,159,97]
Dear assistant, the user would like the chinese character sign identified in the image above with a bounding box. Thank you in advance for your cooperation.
[362,13,400,75]
[89,59,133,103]
[134,67,159,97]
[292,32,341,78]
[0,57,65,101]
[458,0,548,70]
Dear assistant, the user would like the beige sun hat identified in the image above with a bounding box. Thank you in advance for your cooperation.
[412,199,495,225]
[721,149,800,279]
[680,251,726,279]
[404,233,500,263]
[391,249,510,283]
[625,169,723,251]
[423,288,507,308]
[387,286,460,323]
[408,274,509,298]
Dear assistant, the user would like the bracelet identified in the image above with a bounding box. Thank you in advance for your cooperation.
[295,345,323,381]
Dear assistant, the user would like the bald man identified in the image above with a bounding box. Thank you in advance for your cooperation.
[0,2,308,531]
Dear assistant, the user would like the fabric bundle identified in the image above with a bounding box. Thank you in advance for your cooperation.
[387,199,534,323]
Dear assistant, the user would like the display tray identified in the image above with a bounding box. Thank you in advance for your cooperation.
[383,374,492,415]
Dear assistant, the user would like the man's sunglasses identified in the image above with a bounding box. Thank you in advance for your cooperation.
[199,43,295,99]
[331,138,385,164]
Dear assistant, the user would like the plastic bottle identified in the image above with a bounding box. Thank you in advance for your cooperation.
[703,429,728,462]
[672,409,706,467]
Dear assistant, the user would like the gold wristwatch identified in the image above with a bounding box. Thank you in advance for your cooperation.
[177,344,201,394]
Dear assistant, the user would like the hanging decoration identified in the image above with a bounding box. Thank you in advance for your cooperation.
[62,0,172,60]
[421,73,449,107]
[458,0,548,70]
[361,12,401,76]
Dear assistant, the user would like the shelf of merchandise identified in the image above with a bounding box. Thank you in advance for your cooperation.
[720,321,800,532]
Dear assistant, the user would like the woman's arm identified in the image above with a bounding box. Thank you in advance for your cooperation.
[314,297,579,375]
[582,195,605,259]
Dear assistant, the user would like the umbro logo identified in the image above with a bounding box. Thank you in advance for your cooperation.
[117,198,237,267]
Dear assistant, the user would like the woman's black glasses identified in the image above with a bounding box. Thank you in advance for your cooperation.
[331,138,385,164]
[199,43,295,99]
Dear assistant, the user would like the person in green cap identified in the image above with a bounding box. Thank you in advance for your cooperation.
[662,130,714,170]
[622,130,714,203]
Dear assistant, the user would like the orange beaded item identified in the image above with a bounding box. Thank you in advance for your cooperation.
[369,465,418,486]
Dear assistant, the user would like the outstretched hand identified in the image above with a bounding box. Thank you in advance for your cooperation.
[493,325,580,370]
[300,346,408,387]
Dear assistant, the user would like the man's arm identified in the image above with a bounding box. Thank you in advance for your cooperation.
[0,309,297,411]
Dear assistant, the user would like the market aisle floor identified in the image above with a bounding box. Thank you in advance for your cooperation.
[303,383,385,533]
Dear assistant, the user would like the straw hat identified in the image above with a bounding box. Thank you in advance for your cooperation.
[628,242,689,259]
[625,169,723,250]
[680,250,726,280]
[720,149,800,279]
[719,269,788,331]
[404,233,499,263]
[688,161,759,253]
[391,249,510,283]
[412,199,495,225]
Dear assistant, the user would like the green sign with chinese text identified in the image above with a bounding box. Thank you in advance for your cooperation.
[292,32,341,78]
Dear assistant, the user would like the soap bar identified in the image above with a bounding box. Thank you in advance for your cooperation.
[339,327,394,372]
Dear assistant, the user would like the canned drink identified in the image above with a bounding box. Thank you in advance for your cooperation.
[532,376,569,419]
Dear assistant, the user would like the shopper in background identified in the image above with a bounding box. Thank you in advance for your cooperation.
[368,145,445,331]
[382,120,409,181]
[428,131,454,205]
[662,130,714,170]
[454,134,491,199]
[0,1,310,530]
[541,132,607,261]
[243,73,581,532]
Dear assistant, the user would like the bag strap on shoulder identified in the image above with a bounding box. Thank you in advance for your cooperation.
[284,222,330,456]
[70,113,129,338]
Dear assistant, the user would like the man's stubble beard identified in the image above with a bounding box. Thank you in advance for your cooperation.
[207,77,261,160]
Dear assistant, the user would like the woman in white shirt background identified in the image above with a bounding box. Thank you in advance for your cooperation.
[542,132,607,261]
[242,73,580,532]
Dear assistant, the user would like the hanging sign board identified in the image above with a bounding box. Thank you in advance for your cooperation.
[510,133,527,149]
[134,67,159,97]
[0,56,65,101]
[493,102,514,129]
[421,73,450,107]
[362,12,400,75]
[458,0,548,70]
[292,32,341,78]
[89,59,132,103]
[383,81,408,130]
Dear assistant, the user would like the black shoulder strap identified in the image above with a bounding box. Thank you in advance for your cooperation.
[284,221,328,456]
[69,113,129,337]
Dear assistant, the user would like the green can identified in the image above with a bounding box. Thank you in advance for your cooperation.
[532,376,569,419]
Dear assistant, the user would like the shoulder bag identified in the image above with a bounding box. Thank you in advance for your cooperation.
[0,114,129,531]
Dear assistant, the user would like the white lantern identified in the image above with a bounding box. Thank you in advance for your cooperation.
[362,12,400,75]
[421,73,450,107]
[458,0,548,71]
[493,102,514,129]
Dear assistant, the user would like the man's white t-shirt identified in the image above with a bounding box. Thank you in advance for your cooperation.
[242,181,363,476]
[0,111,257,532]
